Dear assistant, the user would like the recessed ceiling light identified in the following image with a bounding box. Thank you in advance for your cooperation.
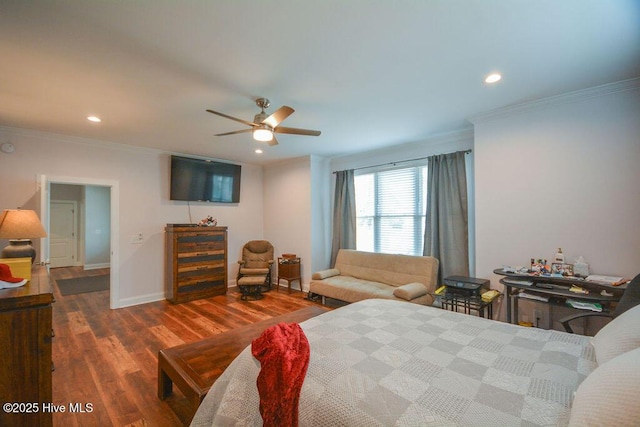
[484,73,502,84]
[87,116,101,123]
[255,149,263,154]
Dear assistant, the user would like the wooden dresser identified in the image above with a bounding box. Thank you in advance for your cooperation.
[0,266,53,427]
[165,225,228,303]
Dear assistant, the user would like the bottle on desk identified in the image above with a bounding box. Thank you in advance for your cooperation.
[554,248,565,264]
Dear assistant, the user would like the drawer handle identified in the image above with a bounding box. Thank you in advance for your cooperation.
[197,266,209,270]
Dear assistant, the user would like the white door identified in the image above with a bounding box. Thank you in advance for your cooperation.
[50,201,78,268]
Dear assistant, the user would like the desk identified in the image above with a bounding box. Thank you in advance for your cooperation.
[494,269,626,325]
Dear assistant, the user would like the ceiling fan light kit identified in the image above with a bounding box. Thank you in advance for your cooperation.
[207,97,321,147]
[253,127,273,142]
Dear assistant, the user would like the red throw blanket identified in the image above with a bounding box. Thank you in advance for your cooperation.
[251,322,310,427]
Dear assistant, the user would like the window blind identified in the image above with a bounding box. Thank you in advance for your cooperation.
[355,165,427,256]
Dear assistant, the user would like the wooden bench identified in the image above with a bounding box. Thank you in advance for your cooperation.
[157,305,329,417]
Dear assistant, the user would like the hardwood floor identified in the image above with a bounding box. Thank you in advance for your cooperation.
[49,267,322,426]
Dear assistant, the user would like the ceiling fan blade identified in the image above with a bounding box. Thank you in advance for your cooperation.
[274,126,321,136]
[262,106,294,128]
[267,134,279,146]
[206,109,257,127]
[214,129,253,136]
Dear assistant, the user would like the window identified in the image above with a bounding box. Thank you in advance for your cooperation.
[355,164,427,256]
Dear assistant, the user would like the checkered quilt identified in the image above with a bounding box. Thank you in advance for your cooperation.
[191,299,596,426]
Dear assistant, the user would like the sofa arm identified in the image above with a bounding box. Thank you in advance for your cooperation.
[393,282,428,301]
[312,268,341,280]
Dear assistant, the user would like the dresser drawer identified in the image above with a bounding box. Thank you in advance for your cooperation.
[177,239,225,253]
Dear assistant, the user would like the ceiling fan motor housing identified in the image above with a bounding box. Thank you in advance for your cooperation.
[254,112,269,125]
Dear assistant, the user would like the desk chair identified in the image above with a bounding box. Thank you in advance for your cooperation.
[561,273,640,333]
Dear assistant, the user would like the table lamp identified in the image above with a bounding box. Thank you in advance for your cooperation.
[0,209,48,263]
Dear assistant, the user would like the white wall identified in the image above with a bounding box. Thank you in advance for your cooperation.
[473,79,640,323]
[263,156,313,291]
[310,155,332,277]
[0,127,264,308]
[84,185,110,268]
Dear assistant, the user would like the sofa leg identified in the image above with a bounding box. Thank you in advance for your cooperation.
[322,295,326,305]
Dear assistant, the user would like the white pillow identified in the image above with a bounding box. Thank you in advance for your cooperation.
[569,346,640,426]
[591,303,640,365]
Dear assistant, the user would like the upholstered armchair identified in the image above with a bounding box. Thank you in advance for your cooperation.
[236,240,274,300]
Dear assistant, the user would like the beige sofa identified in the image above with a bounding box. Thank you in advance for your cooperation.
[309,249,439,305]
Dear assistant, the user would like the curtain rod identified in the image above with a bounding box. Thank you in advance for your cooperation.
[333,149,471,174]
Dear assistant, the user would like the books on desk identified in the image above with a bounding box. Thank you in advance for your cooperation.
[566,299,603,312]
[517,292,549,302]
[586,275,626,286]
[503,279,534,287]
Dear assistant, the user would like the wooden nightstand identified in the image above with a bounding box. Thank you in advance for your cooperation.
[277,257,301,293]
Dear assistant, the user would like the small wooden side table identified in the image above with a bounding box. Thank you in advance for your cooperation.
[277,257,301,293]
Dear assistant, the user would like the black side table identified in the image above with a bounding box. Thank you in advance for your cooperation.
[441,291,497,319]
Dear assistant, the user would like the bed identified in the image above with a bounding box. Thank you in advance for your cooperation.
[190,298,640,426]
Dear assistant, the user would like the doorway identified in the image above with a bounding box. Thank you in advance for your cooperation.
[39,175,120,309]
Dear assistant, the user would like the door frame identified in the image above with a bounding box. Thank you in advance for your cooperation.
[50,199,80,268]
[39,175,120,309]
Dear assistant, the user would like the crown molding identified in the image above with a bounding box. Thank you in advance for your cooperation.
[469,77,640,125]
[0,125,259,166]
[0,124,162,155]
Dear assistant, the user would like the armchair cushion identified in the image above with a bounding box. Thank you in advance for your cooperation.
[240,267,270,276]
[393,282,428,301]
[241,240,274,268]
[591,303,640,365]
[311,268,340,280]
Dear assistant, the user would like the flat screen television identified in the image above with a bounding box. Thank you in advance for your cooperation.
[170,155,241,203]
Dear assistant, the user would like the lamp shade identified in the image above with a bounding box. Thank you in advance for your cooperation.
[0,209,47,239]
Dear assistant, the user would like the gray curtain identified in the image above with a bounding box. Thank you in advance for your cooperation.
[423,151,469,281]
[330,170,356,266]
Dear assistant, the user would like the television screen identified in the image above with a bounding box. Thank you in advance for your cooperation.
[170,155,241,203]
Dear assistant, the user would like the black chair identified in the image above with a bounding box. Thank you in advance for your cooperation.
[560,273,640,333]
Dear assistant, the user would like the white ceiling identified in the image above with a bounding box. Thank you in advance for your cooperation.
[1,1,639,165]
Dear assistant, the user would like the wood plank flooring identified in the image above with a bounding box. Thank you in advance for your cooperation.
[49,267,322,426]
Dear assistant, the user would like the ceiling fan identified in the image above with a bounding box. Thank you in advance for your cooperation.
[206,98,321,146]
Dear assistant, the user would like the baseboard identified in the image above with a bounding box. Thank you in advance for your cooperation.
[114,292,165,309]
[84,263,110,271]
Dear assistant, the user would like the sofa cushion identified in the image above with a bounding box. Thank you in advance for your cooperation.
[393,282,428,301]
[311,268,340,280]
[568,347,640,427]
[591,303,640,365]
[334,250,438,292]
[310,276,434,306]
